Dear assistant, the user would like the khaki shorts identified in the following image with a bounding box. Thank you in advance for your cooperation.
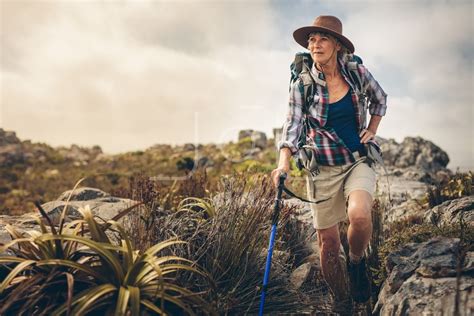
[306,156,376,230]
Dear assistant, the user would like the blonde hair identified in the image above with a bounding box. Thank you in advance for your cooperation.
[307,32,353,62]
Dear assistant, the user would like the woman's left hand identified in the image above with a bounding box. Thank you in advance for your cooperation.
[359,128,376,143]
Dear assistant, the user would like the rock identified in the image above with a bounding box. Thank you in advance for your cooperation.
[424,196,474,226]
[0,129,21,146]
[57,187,110,202]
[400,166,436,183]
[238,129,254,140]
[238,129,267,149]
[39,202,82,224]
[197,156,213,168]
[243,147,261,158]
[182,143,195,152]
[384,199,425,224]
[377,274,473,315]
[251,132,267,149]
[463,252,474,273]
[374,237,473,315]
[290,262,312,289]
[0,214,42,248]
[0,144,25,167]
[374,174,428,206]
[57,144,102,163]
[380,137,450,173]
[148,144,173,152]
[40,197,138,225]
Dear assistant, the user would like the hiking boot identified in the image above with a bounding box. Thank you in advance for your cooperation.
[348,256,371,303]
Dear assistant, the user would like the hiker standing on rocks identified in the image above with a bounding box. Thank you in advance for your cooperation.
[271,16,387,313]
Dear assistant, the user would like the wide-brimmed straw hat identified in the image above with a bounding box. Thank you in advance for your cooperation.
[293,15,355,53]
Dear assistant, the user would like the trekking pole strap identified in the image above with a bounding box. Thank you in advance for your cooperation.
[282,186,330,204]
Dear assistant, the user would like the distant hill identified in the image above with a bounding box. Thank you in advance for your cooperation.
[0,128,454,215]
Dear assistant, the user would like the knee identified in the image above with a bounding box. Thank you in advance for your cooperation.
[348,203,372,230]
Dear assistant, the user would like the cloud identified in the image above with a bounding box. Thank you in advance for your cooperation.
[339,1,473,169]
[1,0,284,151]
[1,0,472,170]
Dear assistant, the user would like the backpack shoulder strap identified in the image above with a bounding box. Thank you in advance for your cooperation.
[346,61,365,94]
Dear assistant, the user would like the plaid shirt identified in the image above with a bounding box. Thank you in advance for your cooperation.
[277,57,387,166]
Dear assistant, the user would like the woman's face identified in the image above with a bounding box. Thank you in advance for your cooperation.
[307,32,340,65]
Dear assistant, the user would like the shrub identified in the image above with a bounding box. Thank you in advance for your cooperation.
[125,173,332,314]
[425,171,473,208]
[0,193,214,315]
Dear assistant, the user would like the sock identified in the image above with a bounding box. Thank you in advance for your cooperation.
[349,251,363,264]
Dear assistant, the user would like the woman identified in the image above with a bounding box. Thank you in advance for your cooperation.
[271,15,387,312]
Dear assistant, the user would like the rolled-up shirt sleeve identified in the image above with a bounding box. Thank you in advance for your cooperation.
[360,65,387,116]
[277,80,305,156]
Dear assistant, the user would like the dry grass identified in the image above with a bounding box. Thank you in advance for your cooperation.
[123,172,333,314]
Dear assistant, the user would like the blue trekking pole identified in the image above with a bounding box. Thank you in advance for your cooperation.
[259,172,287,316]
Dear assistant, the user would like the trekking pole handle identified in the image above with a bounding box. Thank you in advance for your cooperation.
[271,172,286,225]
[278,172,287,189]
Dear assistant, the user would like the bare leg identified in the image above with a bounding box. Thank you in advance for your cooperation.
[317,224,350,301]
[347,190,373,258]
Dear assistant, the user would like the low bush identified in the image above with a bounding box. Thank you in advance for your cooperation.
[0,186,214,315]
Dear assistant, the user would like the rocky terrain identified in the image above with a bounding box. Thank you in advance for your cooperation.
[0,128,472,315]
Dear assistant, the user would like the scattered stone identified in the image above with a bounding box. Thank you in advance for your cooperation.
[290,262,312,289]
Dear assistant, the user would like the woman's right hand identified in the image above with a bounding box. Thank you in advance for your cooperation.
[271,167,289,188]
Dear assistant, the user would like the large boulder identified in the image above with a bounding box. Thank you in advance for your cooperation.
[0,187,139,244]
[424,196,474,226]
[374,237,473,315]
[380,137,449,173]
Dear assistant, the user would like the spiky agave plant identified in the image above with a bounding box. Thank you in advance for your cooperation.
[0,204,216,315]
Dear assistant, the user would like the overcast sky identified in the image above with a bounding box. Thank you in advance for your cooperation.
[1,0,473,170]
